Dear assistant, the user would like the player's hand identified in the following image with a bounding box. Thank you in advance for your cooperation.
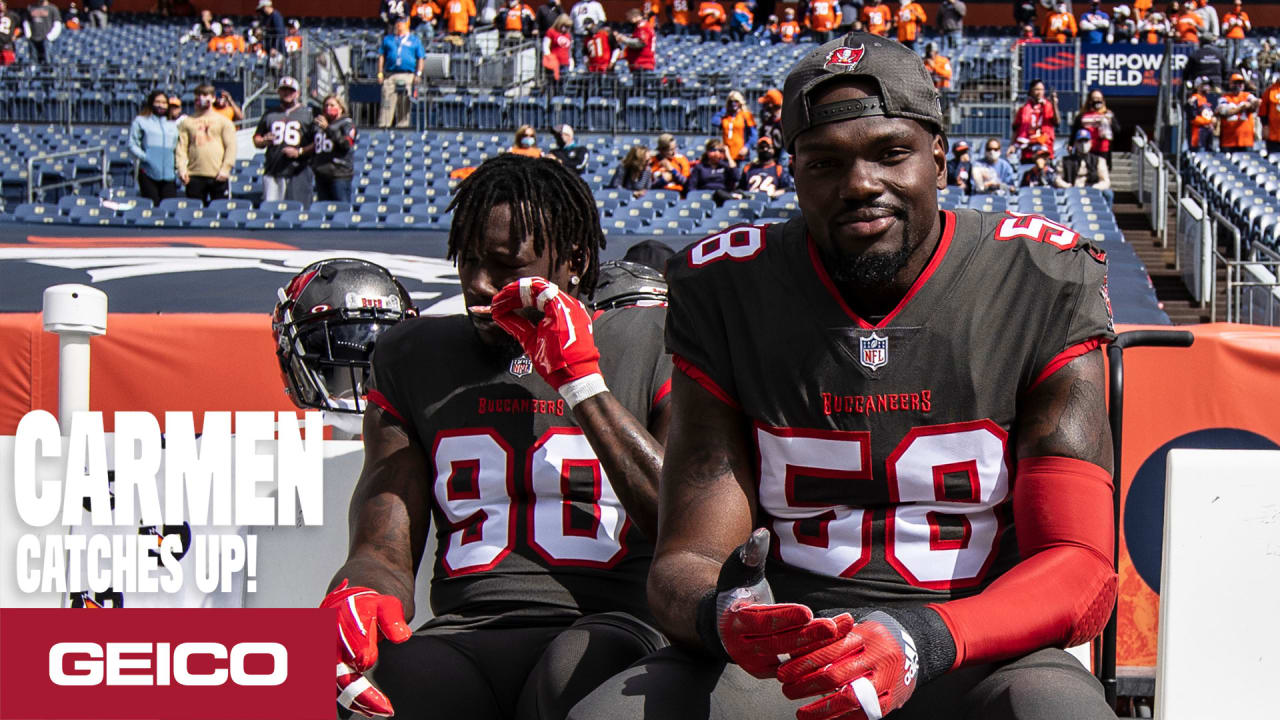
[322,580,412,718]
[777,610,920,720]
[488,276,605,408]
[700,529,849,678]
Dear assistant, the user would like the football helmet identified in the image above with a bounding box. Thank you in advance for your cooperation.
[272,259,415,415]
[590,260,668,311]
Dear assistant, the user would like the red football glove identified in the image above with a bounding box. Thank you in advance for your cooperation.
[777,611,920,720]
[321,580,413,718]
[489,276,606,408]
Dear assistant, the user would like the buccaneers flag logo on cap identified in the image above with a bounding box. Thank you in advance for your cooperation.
[824,45,865,73]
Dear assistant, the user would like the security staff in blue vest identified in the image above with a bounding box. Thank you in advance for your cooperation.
[377,18,426,128]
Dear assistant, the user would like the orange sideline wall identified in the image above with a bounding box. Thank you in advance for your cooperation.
[1,316,1278,671]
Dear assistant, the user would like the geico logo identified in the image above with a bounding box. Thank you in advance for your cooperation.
[49,642,287,686]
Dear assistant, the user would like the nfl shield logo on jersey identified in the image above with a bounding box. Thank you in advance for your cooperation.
[859,332,888,370]
[509,354,534,378]
[824,45,865,73]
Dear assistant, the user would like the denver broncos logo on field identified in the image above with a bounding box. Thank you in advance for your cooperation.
[824,45,865,73]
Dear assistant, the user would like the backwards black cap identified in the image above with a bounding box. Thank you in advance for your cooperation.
[781,32,944,151]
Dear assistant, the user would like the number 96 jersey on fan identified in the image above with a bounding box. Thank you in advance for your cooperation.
[368,306,671,626]
[666,210,1114,610]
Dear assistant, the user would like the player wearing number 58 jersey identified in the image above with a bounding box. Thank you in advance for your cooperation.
[573,33,1117,720]
[323,155,671,720]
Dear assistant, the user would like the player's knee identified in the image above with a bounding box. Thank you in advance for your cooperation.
[533,615,663,718]
[969,648,1110,720]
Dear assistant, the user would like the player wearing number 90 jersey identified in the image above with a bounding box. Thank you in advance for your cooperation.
[324,155,671,720]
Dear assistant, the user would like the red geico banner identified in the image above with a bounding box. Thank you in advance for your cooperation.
[0,609,333,720]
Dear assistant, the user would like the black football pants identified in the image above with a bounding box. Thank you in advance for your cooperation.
[371,612,666,720]
[568,646,1115,720]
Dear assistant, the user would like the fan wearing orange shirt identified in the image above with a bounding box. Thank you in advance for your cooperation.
[1261,73,1280,153]
[924,41,952,89]
[1043,3,1077,43]
[670,0,691,35]
[1133,0,1152,20]
[1222,0,1251,70]
[807,0,841,42]
[1217,73,1260,153]
[208,25,245,54]
[698,0,727,42]
[442,0,476,37]
[860,2,891,36]
[284,19,303,53]
[779,7,800,42]
[1173,3,1202,43]
[894,0,926,50]
[410,0,440,36]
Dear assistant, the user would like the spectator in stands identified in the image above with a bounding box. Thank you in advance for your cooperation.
[608,145,654,196]
[894,0,925,51]
[84,0,107,29]
[923,41,952,89]
[807,0,840,43]
[257,0,285,55]
[284,19,303,53]
[778,7,799,42]
[1262,68,1280,153]
[549,124,588,173]
[616,8,656,72]
[1043,2,1077,43]
[1172,1,1202,43]
[303,94,357,203]
[727,1,751,40]
[376,19,425,128]
[1073,89,1119,164]
[937,0,964,55]
[971,136,1016,195]
[1222,0,1251,71]
[650,133,690,192]
[1111,5,1136,43]
[1013,78,1058,162]
[738,137,791,198]
[1134,0,1152,20]
[509,125,543,158]
[860,1,890,37]
[1218,71,1260,153]
[1192,0,1217,42]
[712,90,756,164]
[1012,0,1036,29]
[246,20,265,55]
[757,88,783,151]
[22,0,62,64]
[669,0,691,35]
[167,95,184,122]
[535,0,562,35]
[1019,143,1059,187]
[213,89,243,123]
[544,13,574,74]
[498,0,535,41]
[129,90,179,205]
[381,0,410,31]
[254,77,313,203]
[0,1,21,67]
[570,0,605,59]
[757,13,779,42]
[1137,6,1169,42]
[209,20,244,53]
[1079,0,1110,44]
[1056,129,1112,203]
[946,139,971,193]
[411,0,440,40]
[186,8,220,41]
[583,17,616,71]
[441,0,477,41]
[1015,23,1040,46]
[1186,76,1216,150]
[64,4,81,32]
[698,0,726,42]
[1185,33,1226,91]
[175,83,236,205]
[689,138,742,202]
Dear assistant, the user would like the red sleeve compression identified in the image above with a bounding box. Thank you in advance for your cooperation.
[928,456,1118,670]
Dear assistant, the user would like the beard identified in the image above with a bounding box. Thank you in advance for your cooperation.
[824,209,916,292]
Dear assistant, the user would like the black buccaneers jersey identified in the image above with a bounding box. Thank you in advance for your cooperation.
[369,306,672,626]
[666,210,1114,613]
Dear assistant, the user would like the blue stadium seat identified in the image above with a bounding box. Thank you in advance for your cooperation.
[384,213,428,229]
[330,211,374,228]
[511,97,547,129]
[473,95,505,129]
[187,217,227,228]
[260,200,302,215]
[657,98,692,133]
[310,201,354,218]
[245,217,283,230]
[159,197,200,213]
[551,96,584,130]
[120,207,165,223]
[14,203,60,223]
[624,97,658,133]
[208,198,252,215]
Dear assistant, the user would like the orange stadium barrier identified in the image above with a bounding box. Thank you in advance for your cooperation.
[0,317,1278,677]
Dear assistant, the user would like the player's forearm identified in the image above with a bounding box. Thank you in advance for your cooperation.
[328,552,419,620]
[647,548,721,648]
[572,392,663,539]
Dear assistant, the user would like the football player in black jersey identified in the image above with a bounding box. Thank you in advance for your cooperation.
[322,154,672,719]
[573,33,1117,720]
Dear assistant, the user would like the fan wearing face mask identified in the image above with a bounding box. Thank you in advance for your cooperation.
[1055,128,1112,204]
[301,93,358,203]
[174,83,237,205]
[1071,89,1119,165]
[509,124,543,158]
[1043,2,1077,42]
[971,137,1016,196]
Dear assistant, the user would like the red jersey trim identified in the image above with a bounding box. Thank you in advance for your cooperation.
[1026,337,1105,393]
[366,389,407,425]
[672,354,740,409]
[806,209,955,329]
[652,378,672,406]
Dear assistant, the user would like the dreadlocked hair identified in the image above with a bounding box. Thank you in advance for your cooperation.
[446,154,606,297]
